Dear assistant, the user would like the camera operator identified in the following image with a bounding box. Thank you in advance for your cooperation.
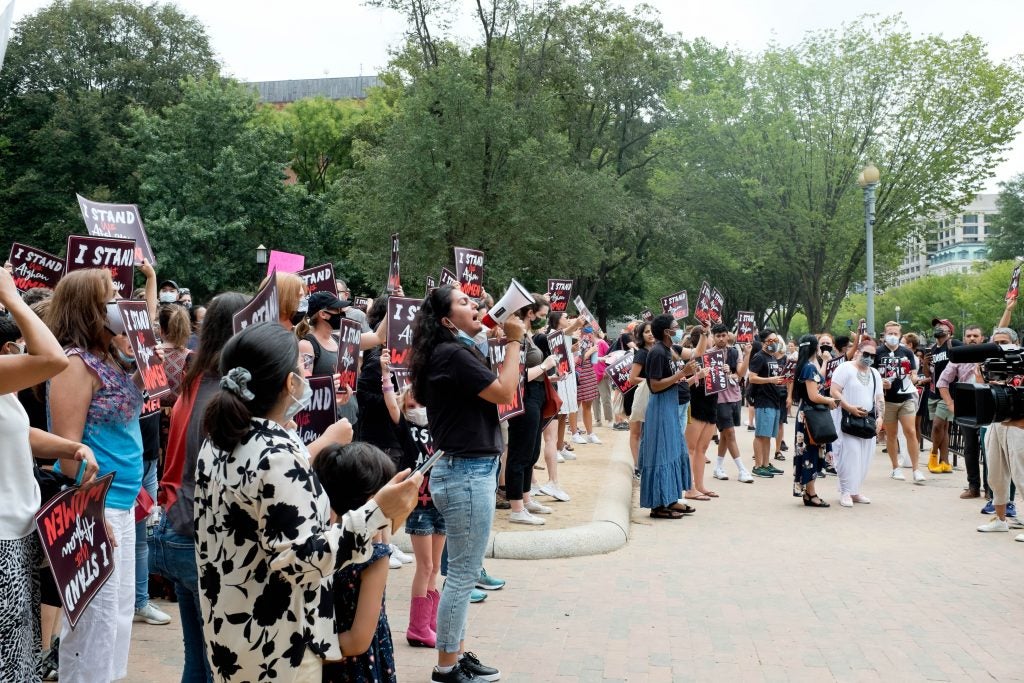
[936,325,984,497]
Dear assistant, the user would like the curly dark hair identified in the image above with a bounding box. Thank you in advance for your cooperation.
[409,285,456,405]
[312,442,396,516]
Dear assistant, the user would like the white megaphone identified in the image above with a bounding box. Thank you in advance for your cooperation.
[480,279,534,328]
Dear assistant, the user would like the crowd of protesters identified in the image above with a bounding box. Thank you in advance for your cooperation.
[2,247,1023,683]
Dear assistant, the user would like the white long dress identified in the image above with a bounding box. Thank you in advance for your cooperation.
[830,363,884,496]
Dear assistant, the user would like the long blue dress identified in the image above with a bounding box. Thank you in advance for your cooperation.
[639,345,684,509]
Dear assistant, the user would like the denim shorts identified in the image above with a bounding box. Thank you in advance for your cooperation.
[755,406,781,438]
[405,505,446,536]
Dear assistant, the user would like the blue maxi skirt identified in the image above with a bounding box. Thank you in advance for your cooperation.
[639,388,684,509]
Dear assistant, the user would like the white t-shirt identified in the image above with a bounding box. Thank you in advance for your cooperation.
[0,392,42,539]
[830,362,883,414]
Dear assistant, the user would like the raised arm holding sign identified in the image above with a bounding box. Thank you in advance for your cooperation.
[387,296,421,368]
[65,235,135,298]
[8,242,64,292]
[76,194,155,266]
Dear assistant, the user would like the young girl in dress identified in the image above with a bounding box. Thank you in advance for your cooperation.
[313,442,399,683]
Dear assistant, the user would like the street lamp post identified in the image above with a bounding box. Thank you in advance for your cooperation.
[858,163,880,337]
[894,305,901,326]
[255,244,268,283]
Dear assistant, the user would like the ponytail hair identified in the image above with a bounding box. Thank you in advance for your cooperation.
[203,321,299,452]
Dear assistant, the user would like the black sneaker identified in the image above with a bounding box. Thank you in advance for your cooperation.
[432,664,477,682]
[767,464,784,475]
[780,441,789,452]
[460,652,501,681]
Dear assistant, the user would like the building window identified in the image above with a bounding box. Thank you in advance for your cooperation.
[963,214,978,224]
[964,224,977,235]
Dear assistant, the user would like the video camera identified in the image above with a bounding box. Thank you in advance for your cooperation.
[950,343,1024,427]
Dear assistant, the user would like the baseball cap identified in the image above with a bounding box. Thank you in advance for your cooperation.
[931,318,954,336]
[159,279,179,290]
[308,291,350,316]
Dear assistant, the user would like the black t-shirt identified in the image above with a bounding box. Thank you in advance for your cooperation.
[748,350,782,409]
[356,347,399,450]
[421,341,501,457]
[670,344,691,405]
[877,345,917,403]
[928,340,963,392]
[645,344,675,394]
[632,347,650,381]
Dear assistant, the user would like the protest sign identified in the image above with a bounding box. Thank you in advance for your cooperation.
[661,290,689,320]
[387,296,421,368]
[573,295,596,325]
[640,308,654,322]
[353,296,373,311]
[35,473,116,629]
[694,281,713,324]
[425,275,436,297]
[857,318,868,336]
[232,269,280,334]
[547,330,572,378]
[780,358,797,382]
[606,351,635,393]
[703,348,730,395]
[76,194,155,266]
[387,233,401,293]
[439,267,458,287]
[1007,263,1021,302]
[489,339,526,421]
[8,242,64,292]
[391,368,411,395]
[710,288,724,323]
[735,311,756,343]
[65,235,135,297]
[454,247,485,299]
[293,376,336,445]
[547,279,573,312]
[336,318,361,390]
[297,263,337,297]
[266,250,304,276]
[117,300,170,399]
[824,356,844,390]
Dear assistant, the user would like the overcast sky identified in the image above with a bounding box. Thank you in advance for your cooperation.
[9,0,1024,190]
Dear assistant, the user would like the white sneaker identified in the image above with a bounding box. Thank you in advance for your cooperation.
[897,453,912,468]
[1015,533,1024,542]
[977,518,1009,533]
[737,471,754,484]
[712,468,728,481]
[389,543,413,564]
[556,451,565,463]
[509,509,545,525]
[560,448,577,461]
[913,470,926,485]
[538,482,571,502]
[389,554,403,569]
[839,493,853,507]
[851,494,871,504]
[1009,517,1024,529]
[587,433,602,444]
[571,432,588,445]
[526,500,553,514]
[890,468,905,481]
[134,602,171,625]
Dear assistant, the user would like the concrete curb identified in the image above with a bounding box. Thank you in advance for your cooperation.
[394,440,635,560]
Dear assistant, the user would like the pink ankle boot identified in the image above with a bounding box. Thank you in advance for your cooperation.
[427,588,440,631]
[406,595,436,648]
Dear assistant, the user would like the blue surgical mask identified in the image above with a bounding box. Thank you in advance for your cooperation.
[456,329,477,347]
[284,372,312,421]
[117,349,136,366]
[671,329,683,343]
[859,354,875,368]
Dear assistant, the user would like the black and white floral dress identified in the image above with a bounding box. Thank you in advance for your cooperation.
[194,418,388,682]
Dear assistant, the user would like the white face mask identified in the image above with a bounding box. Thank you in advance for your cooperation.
[105,302,126,336]
[159,291,177,304]
[885,335,900,347]
[406,406,428,426]
[284,372,312,420]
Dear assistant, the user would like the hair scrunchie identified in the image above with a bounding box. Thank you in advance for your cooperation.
[220,367,255,401]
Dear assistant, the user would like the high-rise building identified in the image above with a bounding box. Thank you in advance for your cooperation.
[896,194,998,286]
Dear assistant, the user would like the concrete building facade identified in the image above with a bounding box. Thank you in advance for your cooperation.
[896,193,999,286]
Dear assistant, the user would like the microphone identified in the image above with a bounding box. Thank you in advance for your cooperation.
[947,343,1016,364]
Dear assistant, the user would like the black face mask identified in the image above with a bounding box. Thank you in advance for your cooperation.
[820,344,833,354]
[327,312,343,330]
[933,327,948,338]
[531,318,545,330]
[290,311,306,327]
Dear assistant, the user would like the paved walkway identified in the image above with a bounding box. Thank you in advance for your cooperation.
[127,425,1024,682]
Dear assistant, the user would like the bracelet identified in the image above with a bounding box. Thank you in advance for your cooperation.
[383,385,394,393]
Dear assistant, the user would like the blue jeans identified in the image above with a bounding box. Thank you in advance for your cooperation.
[755,406,781,438]
[429,455,498,653]
[148,515,212,683]
[135,458,158,608]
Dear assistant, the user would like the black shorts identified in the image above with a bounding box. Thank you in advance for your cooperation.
[715,401,741,431]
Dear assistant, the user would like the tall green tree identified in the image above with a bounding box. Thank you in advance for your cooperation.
[986,173,1024,260]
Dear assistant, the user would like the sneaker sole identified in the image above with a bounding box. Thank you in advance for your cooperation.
[475,583,505,590]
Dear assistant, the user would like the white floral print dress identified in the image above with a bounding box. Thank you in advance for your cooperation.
[195,418,388,682]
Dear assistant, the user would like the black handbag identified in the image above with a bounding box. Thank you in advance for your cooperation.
[840,371,877,439]
[802,403,838,444]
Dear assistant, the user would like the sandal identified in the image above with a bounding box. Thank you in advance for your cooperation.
[649,506,684,519]
[684,493,712,501]
[793,483,804,498]
[667,502,696,514]
[774,452,786,461]
[700,490,719,498]
[803,493,830,508]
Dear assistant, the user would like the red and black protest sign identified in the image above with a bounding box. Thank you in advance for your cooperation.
[454,247,485,299]
[392,368,411,395]
[703,348,730,395]
[709,288,724,323]
[35,473,116,629]
[489,339,526,421]
[857,318,868,336]
[547,330,572,378]
[294,376,336,445]
[547,279,573,312]
[573,295,596,326]
[661,291,688,320]
[77,194,156,266]
[735,311,756,343]
[336,318,361,390]
[694,281,713,324]
[1007,264,1021,302]
[640,308,654,322]
[297,263,338,298]
[387,296,421,369]
[824,356,844,390]
[353,296,373,311]
[606,351,635,393]
[406,421,436,509]
[780,358,797,382]
[439,267,458,287]
[425,276,436,297]
[117,300,170,399]
[387,233,401,294]
[233,269,280,334]
[8,242,64,292]
[65,235,135,298]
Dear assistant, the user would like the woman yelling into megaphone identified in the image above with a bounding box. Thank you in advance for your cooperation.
[408,284,525,683]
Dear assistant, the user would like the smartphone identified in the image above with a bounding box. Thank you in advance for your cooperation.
[74,460,87,486]
[412,450,445,477]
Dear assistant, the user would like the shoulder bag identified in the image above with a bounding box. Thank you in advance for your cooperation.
[802,402,838,444]
[840,370,877,439]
